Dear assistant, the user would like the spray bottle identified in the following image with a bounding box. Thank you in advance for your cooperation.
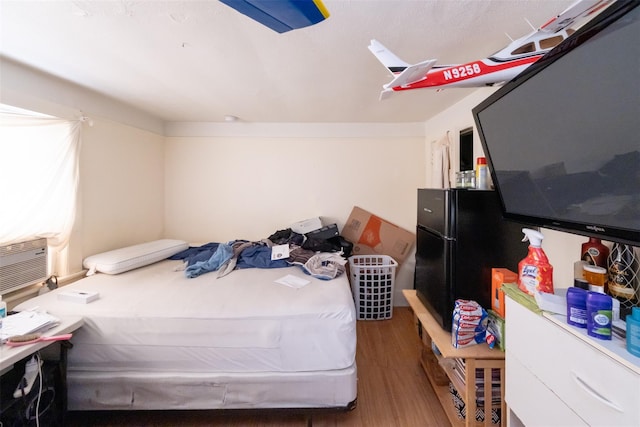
[518,228,554,295]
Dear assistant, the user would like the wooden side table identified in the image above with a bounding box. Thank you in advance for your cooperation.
[404,290,505,427]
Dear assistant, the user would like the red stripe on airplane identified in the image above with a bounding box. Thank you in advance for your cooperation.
[393,56,542,90]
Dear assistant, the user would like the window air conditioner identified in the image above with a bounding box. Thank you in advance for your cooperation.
[0,238,48,295]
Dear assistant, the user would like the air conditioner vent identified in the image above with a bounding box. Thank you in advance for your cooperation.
[0,238,48,295]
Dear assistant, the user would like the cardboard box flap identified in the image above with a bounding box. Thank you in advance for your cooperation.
[342,206,415,264]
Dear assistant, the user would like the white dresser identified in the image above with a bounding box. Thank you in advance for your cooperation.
[505,295,640,427]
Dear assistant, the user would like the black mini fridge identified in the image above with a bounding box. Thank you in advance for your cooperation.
[415,188,527,331]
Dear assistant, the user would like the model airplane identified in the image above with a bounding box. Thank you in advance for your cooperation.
[220,0,329,33]
[369,0,612,99]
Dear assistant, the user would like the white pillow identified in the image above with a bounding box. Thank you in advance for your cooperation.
[83,239,189,275]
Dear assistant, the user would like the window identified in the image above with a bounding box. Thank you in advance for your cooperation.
[511,42,535,55]
[0,104,82,274]
[540,35,565,50]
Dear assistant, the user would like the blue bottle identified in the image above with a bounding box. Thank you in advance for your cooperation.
[566,287,588,328]
[627,307,640,357]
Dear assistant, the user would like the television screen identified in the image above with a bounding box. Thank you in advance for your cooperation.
[473,1,640,246]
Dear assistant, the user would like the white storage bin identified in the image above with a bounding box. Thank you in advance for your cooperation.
[349,255,397,320]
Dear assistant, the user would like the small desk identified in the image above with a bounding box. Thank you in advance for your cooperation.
[0,315,83,425]
[0,315,83,373]
[404,290,505,427]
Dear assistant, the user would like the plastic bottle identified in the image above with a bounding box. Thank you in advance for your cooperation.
[475,157,489,190]
[518,228,554,295]
[607,243,639,318]
[586,291,612,340]
[566,287,588,328]
[627,307,640,357]
[583,264,607,293]
[581,237,609,268]
[573,260,589,289]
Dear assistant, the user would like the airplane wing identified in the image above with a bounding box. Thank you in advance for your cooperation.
[368,39,438,99]
[368,39,410,70]
[539,0,612,33]
[219,0,330,33]
[383,59,438,90]
[378,59,437,100]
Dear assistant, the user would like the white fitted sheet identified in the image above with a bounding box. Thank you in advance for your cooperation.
[16,260,357,374]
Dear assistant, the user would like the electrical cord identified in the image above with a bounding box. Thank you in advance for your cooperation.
[6,342,69,426]
[12,352,44,427]
[35,352,42,427]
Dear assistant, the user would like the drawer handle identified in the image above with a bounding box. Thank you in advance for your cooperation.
[570,371,623,413]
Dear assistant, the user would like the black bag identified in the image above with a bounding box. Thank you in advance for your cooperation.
[302,235,353,257]
[268,228,304,246]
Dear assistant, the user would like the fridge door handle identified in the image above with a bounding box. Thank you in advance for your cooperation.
[422,207,433,213]
[417,225,453,241]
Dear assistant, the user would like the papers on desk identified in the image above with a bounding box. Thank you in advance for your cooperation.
[0,311,60,343]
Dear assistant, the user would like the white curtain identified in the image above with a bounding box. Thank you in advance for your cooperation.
[431,131,451,189]
[0,105,82,253]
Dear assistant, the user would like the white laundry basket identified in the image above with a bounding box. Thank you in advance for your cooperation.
[349,255,398,320]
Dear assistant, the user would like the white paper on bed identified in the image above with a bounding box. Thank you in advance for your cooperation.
[270,244,290,260]
[274,274,310,288]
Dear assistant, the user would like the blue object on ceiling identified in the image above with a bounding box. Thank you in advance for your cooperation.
[219,0,330,33]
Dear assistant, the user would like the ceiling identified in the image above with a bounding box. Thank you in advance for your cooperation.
[0,0,575,124]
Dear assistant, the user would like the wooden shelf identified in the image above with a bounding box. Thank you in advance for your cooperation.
[404,289,505,427]
[418,339,467,427]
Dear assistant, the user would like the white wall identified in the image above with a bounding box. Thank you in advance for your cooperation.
[164,129,426,304]
[164,134,423,241]
[78,118,165,267]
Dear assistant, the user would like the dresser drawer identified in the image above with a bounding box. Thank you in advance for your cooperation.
[507,353,587,426]
[506,297,640,427]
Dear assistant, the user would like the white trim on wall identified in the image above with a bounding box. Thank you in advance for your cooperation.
[1,57,164,134]
[1,57,430,139]
[164,122,427,138]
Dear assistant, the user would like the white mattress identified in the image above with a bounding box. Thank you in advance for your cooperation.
[16,260,357,374]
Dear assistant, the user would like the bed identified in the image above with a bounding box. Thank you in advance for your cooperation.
[13,239,357,411]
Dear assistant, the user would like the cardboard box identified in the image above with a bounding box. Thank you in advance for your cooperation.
[342,206,414,264]
[491,268,518,318]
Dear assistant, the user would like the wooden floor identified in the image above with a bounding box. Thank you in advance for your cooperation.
[66,307,450,426]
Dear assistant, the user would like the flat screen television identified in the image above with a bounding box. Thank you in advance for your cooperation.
[473,1,640,246]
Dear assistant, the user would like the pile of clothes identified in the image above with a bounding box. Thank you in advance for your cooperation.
[170,227,353,280]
